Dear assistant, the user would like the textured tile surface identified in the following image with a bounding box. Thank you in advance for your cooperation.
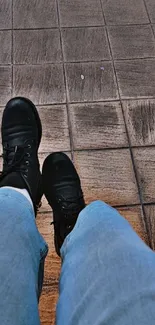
[13,0,58,28]
[123,100,155,146]
[69,101,128,149]
[0,66,12,105]
[0,0,12,29]
[102,0,149,24]
[13,30,62,64]
[62,27,110,62]
[74,149,139,206]
[65,62,118,102]
[39,286,58,325]
[13,65,66,104]
[145,0,155,23]
[144,205,155,249]
[115,59,155,98]
[58,0,104,27]
[0,31,12,64]
[133,147,155,203]
[108,25,155,59]
[38,105,70,153]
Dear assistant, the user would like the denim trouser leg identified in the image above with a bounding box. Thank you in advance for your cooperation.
[0,188,48,325]
[57,201,155,325]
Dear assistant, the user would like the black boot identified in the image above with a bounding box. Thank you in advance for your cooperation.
[0,97,43,214]
[42,152,85,256]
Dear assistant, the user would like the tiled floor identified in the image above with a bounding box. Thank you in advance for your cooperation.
[1,0,155,323]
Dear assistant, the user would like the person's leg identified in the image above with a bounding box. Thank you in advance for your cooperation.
[0,97,48,324]
[0,187,48,325]
[57,201,155,325]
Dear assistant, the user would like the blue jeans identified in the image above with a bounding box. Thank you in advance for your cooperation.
[0,188,155,325]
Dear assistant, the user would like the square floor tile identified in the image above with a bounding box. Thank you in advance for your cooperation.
[37,105,70,152]
[123,99,155,146]
[144,205,155,249]
[133,147,155,203]
[118,206,148,243]
[13,30,62,64]
[74,149,139,206]
[0,31,12,64]
[0,0,12,29]
[13,0,58,28]
[0,66,12,106]
[69,101,128,149]
[102,0,149,24]
[58,0,104,27]
[65,62,118,102]
[13,64,66,105]
[115,59,155,98]
[62,27,110,62]
[145,0,155,23]
[108,25,155,60]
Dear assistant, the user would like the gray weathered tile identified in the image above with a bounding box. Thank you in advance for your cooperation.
[108,25,155,60]
[115,59,155,98]
[133,147,155,203]
[74,149,139,206]
[0,67,12,106]
[0,0,12,29]
[37,105,70,152]
[102,0,149,24]
[0,31,12,64]
[145,0,155,23]
[13,0,58,28]
[65,62,118,102]
[123,99,155,146]
[13,65,66,105]
[144,205,155,249]
[69,101,128,149]
[13,30,62,64]
[58,0,104,27]
[62,27,110,62]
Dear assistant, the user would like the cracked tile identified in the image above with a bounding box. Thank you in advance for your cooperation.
[69,101,128,149]
[65,62,118,102]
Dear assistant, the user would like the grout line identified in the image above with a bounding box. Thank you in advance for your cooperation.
[99,0,152,246]
[55,0,74,161]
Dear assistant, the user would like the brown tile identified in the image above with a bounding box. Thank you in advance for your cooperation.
[0,66,11,106]
[39,285,58,325]
[0,0,12,29]
[13,0,58,28]
[115,59,155,99]
[74,149,139,206]
[145,0,155,23]
[118,206,148,243]
[58,0,104,27]
[65,62,118,102]
[13,30,62,64]
[62,27,110,62]
[36,212,60,285]
[108,25,155,60]
[102,0,149,24]
[37,105,70,153]
[0,31,12,64]
[144,205,155,250]
[69,101,128,149]
[123,99,155,146]
[13,64,66,105]
[133,147,155,203]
